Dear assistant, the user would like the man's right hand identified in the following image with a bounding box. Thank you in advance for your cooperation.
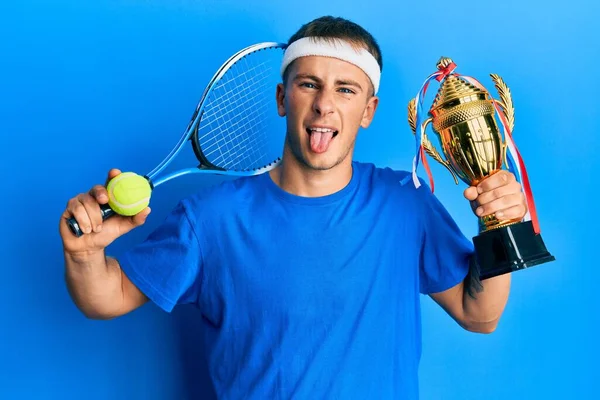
[59,168,151,255]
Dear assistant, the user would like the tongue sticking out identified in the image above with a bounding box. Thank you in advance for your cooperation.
[310,130,335,153]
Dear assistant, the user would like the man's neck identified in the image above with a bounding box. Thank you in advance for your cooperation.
[269,148,353,198]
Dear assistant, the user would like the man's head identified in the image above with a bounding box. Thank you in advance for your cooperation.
[282,16,383,93]
[276,16,382,171]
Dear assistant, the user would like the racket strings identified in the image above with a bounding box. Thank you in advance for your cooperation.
[208,59,271,103]
[199,65,271,143]
[198,50,282,171]
[199,61,272,132]
[207,65,274,169]
[234,55,280,168]
[201,81,272,169]
[201,63,272,130]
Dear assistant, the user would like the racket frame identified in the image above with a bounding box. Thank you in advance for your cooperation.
[146,42,287,186]
[67,41,287,237]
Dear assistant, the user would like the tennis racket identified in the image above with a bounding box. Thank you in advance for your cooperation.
[68,41,287,237]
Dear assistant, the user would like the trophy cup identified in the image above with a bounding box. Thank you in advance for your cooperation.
[408,57,554,280]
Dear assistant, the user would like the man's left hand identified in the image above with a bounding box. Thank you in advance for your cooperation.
[463,170,528,220]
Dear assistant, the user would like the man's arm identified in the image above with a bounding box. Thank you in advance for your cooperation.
[430,170,526,333]
[60,168,151,319]
[430,265,510,333]
[65,252,148,319]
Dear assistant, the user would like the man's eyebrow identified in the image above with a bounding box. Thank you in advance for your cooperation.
[292,73,322,83]
[336,79,363,91]
[293,74,364,92]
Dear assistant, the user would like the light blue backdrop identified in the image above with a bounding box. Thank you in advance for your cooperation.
[1,0,596,398]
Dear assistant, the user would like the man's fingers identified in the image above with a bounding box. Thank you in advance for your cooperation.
[66,195,93,234]
[476,181,522,206]
[491,204,527,220]
[477,170,515,194]
[463,186,479,201]
[475,193,525,217]
[80,194,105,233]
[89,185,109,204]
[130,207,151,228]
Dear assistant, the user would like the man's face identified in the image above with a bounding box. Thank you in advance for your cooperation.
[276,55,379,171]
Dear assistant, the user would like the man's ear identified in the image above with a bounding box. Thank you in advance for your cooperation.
[276,83,286,117]
[360,96,379,128]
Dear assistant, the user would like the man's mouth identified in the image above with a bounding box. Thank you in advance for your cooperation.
[306,126,339,154]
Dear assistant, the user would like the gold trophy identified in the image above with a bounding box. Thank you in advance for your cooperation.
[408,57,554,280]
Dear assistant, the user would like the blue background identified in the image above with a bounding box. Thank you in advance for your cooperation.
[1,0,597,398]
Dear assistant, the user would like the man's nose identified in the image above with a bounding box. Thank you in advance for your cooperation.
[312,89,335,116]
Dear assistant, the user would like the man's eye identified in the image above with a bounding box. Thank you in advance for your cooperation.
[300,82,316,89]
[339,87,355,94]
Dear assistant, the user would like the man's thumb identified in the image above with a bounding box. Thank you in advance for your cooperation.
[105,169,123,185]
[131,207,151,227]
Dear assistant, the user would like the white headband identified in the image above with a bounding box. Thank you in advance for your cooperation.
[280,37,381,94]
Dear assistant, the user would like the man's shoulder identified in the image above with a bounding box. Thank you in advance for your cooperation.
[353,161,412,185]
[353,161,435,209]
[179,175,264,219]
[189,174,263,201]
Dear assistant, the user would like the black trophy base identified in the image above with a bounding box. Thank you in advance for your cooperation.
[473,220,555,280]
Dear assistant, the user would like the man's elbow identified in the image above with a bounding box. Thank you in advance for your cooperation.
[65,277,129,320]
[74,303,119,320]
[461,318,499,334]
[67,294,124,320]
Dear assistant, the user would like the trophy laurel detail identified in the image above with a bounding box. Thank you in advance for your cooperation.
[408,57,555,280]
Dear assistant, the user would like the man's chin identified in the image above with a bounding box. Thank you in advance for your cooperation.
[302,152,346,171]
[305,162,336,171]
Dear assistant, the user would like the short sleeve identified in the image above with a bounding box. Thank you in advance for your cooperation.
[417,182,474,294]
[118,200,204,312]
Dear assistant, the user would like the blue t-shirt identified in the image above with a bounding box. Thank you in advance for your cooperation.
[119,161,473,399]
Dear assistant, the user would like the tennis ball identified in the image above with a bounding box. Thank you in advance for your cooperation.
[106,172,152,216]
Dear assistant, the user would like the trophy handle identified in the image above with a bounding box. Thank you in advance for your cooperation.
[408,98,459,185]
[490,74,515,172]
[490,74,515,133]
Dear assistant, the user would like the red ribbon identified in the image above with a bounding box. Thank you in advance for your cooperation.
[493,103,541,234]
[435,62,457,82]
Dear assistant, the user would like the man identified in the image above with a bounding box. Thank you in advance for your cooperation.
[60,16,526,399]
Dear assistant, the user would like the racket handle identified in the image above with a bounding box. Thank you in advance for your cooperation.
[67,204,116,237]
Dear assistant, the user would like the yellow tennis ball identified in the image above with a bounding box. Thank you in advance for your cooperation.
[106,172,152,216]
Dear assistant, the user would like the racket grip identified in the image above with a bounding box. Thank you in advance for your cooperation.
[67,204,116,237]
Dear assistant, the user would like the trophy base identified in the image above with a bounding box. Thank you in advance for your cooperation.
[473,220,555,280]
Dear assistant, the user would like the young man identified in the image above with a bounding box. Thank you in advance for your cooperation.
[60,16,526,399]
